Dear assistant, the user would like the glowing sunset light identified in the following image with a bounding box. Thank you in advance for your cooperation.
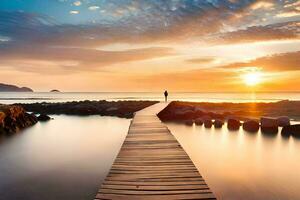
[0,0,299,92]
[243,72,263,86]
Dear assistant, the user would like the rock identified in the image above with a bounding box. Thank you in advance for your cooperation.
[185,120,194,126]
[202,115,212,121]
[243,120,259,132]
[0,105,37,134]
[180,110,196,120]
[194,107,205,116]
[214,119,224,128]
[261,126,278,134]
[17,101,158,119]
[261,117,278,127]
[261,117,278,134]
[277,116,290,127]
[195,118,203,126]
[227,118,240,130]
[204,119,212,128]
[281,125,300,137]
[37,114,51,121]
[106,107,118,112]
[0,112,5,126]
[25,113,38,124]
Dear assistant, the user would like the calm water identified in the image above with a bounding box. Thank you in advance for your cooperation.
[0,115,130,200]
[0,92,300,104]
[167,122,300,200]
[1,92,300,200]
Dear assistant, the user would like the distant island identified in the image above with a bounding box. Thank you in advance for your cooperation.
[50,89,60,92]
[0,83,33,92]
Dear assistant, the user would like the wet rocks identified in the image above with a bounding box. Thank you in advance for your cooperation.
[37,114,51,121]
[260,117,278,134]
[281,125,300,137]
[17,100,158,119]
[0,105,37,135]
[214,119,224,128]
[227,118,241,130]
[158,102,227,122]
[195,118,203,125]
[173,109,196,121]
[204,119,212,128]
[243,120,259,133]
[261,117,278,127]
[277,116,290,127]
[261,126,278,134]
[185,120,194,126]
[157,102,299,137]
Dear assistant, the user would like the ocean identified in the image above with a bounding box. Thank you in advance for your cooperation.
[0,92,300,200]
[0,92,300,104]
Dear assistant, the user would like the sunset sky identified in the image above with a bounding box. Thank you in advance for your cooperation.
[0,0,299,92]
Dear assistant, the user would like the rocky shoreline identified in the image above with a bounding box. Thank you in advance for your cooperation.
[3,100,299,136]
[16,100,159,118]
[1,100,158,135]
[0,105,38,135]
[158,101,300,137]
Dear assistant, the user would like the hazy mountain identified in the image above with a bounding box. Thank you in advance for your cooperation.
[0,83,33,92]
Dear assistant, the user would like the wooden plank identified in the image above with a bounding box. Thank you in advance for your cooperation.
[101,180,208,186]
[100,184,209,190]
[95,193,216,200]
[95,103,216,200]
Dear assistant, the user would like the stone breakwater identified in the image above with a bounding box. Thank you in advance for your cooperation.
[16,100,159,118]
[158,101,300,137]
[0,105,38,135]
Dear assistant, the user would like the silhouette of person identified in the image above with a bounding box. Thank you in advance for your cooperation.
[164,90,168,102]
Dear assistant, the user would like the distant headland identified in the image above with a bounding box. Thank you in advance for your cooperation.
[0,83,33,92]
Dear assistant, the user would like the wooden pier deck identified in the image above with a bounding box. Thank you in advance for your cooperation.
[95,103,216,200]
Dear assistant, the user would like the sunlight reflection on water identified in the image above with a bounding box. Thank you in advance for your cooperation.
[167,122,300,200]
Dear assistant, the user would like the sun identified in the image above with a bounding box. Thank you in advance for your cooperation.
[243,72,262,86]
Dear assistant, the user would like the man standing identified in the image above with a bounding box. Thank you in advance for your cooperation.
[164,90,168,102]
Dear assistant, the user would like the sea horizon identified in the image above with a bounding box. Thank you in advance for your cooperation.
[1,91,300,104]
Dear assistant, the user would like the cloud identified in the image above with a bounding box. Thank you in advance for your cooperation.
[129,68,238,92]
[0,43,174,73]
[221,51,300,72]
[89,6,100,11]
[250,1,274,10]
[276,11,299,18]
[186,57,217,64]
[0,36,10,42]
[0,1,298,47]
[1,1,298,49]
[0,1,259,47]
[70,10,79,14]
[207,21,300,44]
[0,2,299,76]
[73,1,82,6]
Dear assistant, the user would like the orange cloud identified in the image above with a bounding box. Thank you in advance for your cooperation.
[221,51,300,72]
[186,57,217,64]
[0,46,174,74]
[250,1,274,10]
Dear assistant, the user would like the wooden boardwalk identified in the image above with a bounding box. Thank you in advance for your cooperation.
[95,103,216,200]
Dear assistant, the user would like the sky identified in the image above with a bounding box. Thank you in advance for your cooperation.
[0,0,299,92]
